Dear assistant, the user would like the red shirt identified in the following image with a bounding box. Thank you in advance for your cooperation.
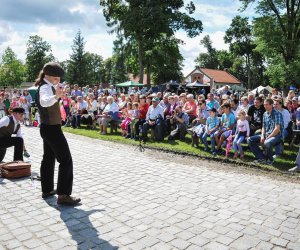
[139,103,149,120]
[183,101,197,117]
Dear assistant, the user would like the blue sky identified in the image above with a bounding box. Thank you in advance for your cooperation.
[0,0,255,76]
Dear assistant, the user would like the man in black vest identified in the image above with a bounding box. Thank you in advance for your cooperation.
[0,108,26,162]
[36,62,81,205]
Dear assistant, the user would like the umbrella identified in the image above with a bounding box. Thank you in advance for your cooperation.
[250,85,273,95]
[186,80,208,88]
[27,86,38,102]
[115,81,144,87]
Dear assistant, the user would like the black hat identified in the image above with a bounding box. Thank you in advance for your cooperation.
[43,62,64,77]
[12,107,25,114]
[208,108,217,113]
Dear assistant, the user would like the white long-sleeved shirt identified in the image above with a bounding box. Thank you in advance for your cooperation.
[236,119,250,137]
[278,108,291,129]
[146,104,164,121]
[39,78,58,108]
[0,115,23,138]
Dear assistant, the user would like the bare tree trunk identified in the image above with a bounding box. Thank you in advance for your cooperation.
[246,55,251,89]
[146,63,151,87]
[138,40,144,84]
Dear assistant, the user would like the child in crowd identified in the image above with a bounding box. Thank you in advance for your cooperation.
[9,96,18,110]
[233,110,250,159]
[33,108,40,127]
[120,102,133,137]
[65,100,77,127]
[21,98,31,126]
[202,108,220,152]
[130,102,140,139]
[0,97,6,118]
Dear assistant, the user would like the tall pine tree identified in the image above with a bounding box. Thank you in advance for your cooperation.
[67,30,87,85]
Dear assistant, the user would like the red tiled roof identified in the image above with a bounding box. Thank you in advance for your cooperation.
[200,68,241,84]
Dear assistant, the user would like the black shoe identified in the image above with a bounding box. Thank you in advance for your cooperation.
[42,190,57,199]
[57,195,81,206]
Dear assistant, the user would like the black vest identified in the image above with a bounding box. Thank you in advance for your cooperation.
[0,116,20,138]
[36,81,61,125]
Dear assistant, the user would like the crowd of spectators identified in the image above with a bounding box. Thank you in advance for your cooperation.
[1,84,299,170]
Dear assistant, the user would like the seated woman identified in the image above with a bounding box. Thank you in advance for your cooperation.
[165,95,177,135]
[191,101,209,147]
[97,96,119,135]
[82,93,97,129]
[183,94,197,124]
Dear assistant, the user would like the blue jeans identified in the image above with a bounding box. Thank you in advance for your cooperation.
[233,135,245,153]
[274,129,287,155]
[247,134,282,161]
[202,131,216,150]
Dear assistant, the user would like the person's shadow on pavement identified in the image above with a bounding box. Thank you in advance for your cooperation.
[45,198,118,250]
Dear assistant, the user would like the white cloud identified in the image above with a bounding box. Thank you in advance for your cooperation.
[85,33,116,59]
[193,3,239,30]
[176,30,229,76]
[0,25,27,62]
[34,25,73,43]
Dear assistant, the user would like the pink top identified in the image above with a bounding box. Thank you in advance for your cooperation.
[62,97,71,107]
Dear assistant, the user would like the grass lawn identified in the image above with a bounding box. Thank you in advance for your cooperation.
[63,126,299,173]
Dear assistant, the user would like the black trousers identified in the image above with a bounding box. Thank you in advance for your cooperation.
[40,124,73,195]
[0,137,24,162]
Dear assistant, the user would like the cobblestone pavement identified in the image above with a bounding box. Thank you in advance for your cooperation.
[1,126,300,250]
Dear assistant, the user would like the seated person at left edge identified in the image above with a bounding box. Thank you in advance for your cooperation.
[0,107,29,162]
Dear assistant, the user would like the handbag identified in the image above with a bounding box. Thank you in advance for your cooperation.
[0,161,31,179]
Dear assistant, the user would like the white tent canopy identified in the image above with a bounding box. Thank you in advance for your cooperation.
[186,80,208,88]
[250,85,273,94]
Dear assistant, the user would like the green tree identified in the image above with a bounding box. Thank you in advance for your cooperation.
[84,52,104,84]
[100,0,202,84]
[25,35,54,81]
[195,35,220,69]
[239,0,300,88]
[110,36,128,84]
[67,30,87,85]
[102,58,114,83]
[0,47,26,87]
[149,36,183,84]
[224,16,256,88]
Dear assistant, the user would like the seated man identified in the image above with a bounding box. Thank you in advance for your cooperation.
[247,96,265,136]
[142,97,164,142]
[213,103,235,155]
[0,108,28,162]
[247,98,283,165]
[168,105,189,141]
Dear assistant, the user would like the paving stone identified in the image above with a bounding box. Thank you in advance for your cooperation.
[270,237,289,248]
[229,235,260,250]
[188,235,210,247]
[204,242,229,250]
[256,241,274,250]
[1,127,300,249]
[170,238,191,250]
